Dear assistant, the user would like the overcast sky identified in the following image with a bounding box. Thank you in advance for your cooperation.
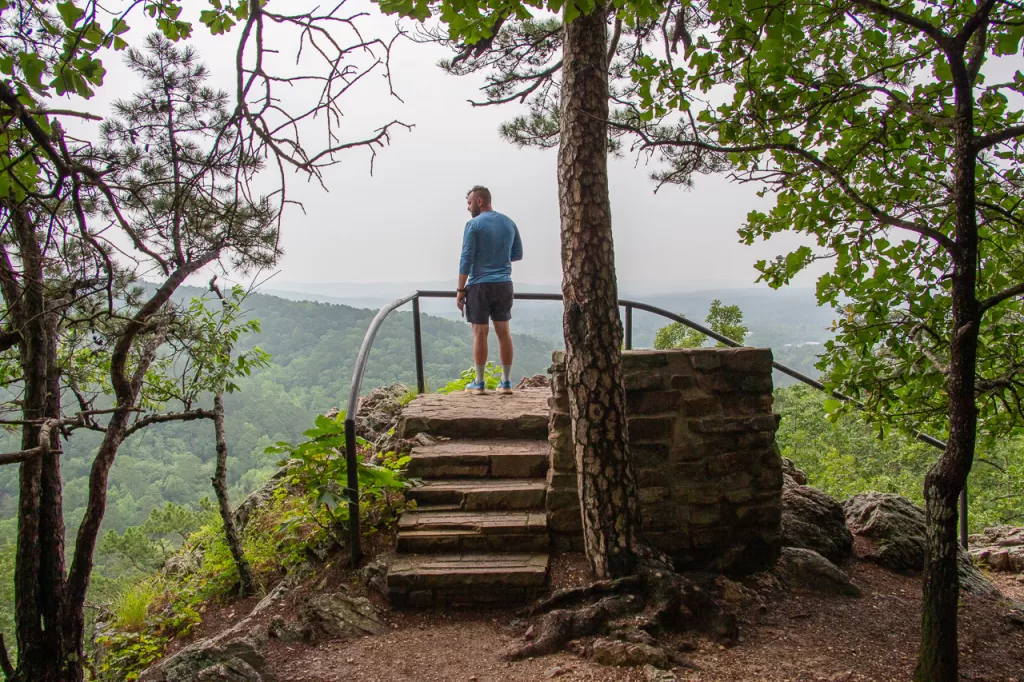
[85,1,827,294]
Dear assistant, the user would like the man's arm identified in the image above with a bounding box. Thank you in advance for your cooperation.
[511,223,523,262]
[458,222,475,311]
[459,221,476,275]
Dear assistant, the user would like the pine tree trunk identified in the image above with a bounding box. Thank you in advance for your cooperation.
[7,205,69,681]
[914,61,980,682]
[558,2,648,580]
[213,391,256,595]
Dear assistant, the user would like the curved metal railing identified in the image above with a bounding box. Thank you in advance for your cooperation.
[342,289,951,564]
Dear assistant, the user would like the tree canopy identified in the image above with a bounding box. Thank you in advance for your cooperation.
[653,299,748,349]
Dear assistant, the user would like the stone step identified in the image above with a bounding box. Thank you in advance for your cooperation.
[407,478,547,511]
[398,388,550,440]
[407,439,549,479]
[387,553,550,608]
[398,528,550,554]
[397,510,548,553]
[398,509,547,535]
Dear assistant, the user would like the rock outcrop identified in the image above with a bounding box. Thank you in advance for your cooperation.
[516,374,550,389]
[781,479,854,564]
[969,526,1024,573]
[844,492,997,595]
[140,584,289,682]
[268,592,386,643]
[774,547,861,597]
[233,466,293,533]
[778,455,854,564]
[354,383,408,445]
[781,457,808,486]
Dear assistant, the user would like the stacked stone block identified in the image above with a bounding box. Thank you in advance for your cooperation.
[547,348,783,575]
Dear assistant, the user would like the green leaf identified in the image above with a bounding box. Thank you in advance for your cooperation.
[18,52,47,92]
[57,1,86,28]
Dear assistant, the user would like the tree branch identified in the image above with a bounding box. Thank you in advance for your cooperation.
[976,457,1006,472]
[0,107,103,121]
[109,254,217,402]
[471,60,563,106]
[615,120,959,253]
[124,409,216,439]
[979,280,1024,314]
[0,328,19,353]
[974,123,1024,151]
[608,15,622,67]
[958,0,998,46]
[0,81,170,272]
[849,0,950,46]
[966,22,987,83]
[0,417,61,465]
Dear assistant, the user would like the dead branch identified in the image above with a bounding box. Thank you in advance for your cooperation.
[0,417,61,465]
[123,409,217,439]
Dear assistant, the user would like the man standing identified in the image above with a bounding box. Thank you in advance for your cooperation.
[457,186,523,395]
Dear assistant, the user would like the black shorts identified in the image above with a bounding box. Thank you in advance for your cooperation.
[465,282,513,325]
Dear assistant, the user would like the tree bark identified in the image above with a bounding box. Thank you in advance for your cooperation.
[213,391,256,596]
[8,204,68,682]
[914,53,980,682]
[558,3,649,580]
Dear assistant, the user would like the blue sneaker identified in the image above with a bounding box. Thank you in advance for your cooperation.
[497,380,513,395]
[465,379,486,395]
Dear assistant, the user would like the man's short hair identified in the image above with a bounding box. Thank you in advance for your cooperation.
[467,185,491,204]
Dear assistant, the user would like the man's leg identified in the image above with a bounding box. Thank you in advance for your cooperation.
[473,323,489,384]
[493,320,514,385]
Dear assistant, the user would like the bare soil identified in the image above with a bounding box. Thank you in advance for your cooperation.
[177,550,1024,682]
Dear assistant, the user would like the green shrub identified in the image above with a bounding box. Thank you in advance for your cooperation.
[266,411,411,549]
[96,631,168,682]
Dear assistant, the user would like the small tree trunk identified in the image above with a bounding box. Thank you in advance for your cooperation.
[213,391,256,596]
[59,415,130,682]
[914,59,980,682]
[558,2,649,580]
[8,205,68,681]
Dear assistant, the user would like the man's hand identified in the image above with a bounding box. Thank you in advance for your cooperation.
[456,277,468,316]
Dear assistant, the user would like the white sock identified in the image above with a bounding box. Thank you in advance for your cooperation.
[475,364,486,383]
[502,365,512,383]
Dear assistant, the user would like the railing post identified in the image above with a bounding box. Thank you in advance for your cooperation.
[412,296,425,394]
[624,305,633,350]
[344,418,362,566]
[959,485,969,549]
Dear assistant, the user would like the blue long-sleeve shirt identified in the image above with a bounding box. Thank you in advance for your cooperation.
[459,210,523,285]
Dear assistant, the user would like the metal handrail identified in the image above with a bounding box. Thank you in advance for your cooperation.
[342,289,956,565]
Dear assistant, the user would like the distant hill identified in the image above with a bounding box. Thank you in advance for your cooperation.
[262,284,837,385]
[0,289,557,537]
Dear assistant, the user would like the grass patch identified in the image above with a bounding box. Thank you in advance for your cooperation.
[111,578,163,632]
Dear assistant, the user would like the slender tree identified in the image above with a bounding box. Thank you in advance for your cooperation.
[626,0,1024,678]
[0,0,403,670]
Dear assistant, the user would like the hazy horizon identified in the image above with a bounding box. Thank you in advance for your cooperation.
[74,0,830,295]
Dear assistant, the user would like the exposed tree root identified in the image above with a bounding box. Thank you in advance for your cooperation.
[520,575,642,616]
[503,564,737,666]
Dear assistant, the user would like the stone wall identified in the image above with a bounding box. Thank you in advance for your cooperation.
[547,349,783,575]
